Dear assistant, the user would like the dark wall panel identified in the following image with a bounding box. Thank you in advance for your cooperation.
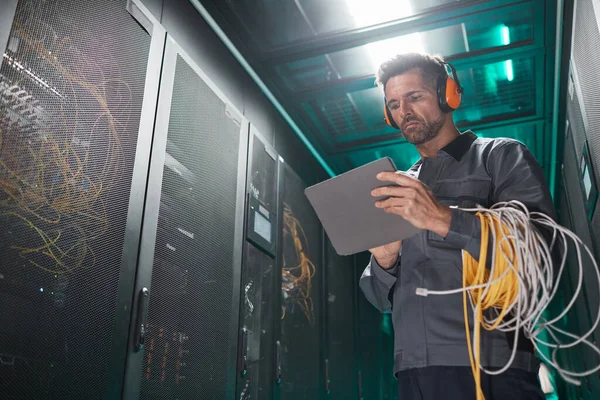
[159,0,245,113]
[244,85,277,145]
[275,115,325,186]
[139,0,163,21]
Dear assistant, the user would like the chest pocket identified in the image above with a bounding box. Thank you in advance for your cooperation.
[427,176,492,248]
[434,175,491,208]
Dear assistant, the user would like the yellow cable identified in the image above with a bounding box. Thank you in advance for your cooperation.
[462,212,521,400]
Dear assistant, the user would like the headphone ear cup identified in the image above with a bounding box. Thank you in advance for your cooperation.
[445,76,462,110]
[437,75,450,113]
[437,74,462,113]
[384,104,399,129]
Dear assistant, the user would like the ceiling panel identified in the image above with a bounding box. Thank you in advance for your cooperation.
[274,2,534,92]
[196,0,555,178]
[225,0,472,51]
[301,86,391,146]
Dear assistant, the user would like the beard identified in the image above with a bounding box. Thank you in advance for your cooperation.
[401,115,445,146]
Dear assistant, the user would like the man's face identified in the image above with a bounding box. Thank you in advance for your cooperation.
[384,69,447,145]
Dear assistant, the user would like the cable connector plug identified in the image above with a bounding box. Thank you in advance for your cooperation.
[415,288,428,297]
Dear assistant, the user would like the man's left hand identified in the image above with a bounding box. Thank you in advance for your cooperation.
[371,171,452,237]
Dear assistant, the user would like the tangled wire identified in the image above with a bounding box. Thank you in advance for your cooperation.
[0,2,130,275]
[281,202,316,325]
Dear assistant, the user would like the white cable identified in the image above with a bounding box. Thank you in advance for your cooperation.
[415,200,600,385]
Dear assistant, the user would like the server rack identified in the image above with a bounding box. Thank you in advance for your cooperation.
[0,0,162,398]
[120,34,248,400]
[236,127,282,400]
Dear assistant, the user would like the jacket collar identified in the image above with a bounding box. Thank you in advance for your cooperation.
[440,130,477,162]
[408,131,477,173]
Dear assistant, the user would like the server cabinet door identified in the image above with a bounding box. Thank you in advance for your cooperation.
[121,35,248,399]
[236,129,280,400]
[238,242,277,400]
[354,252,383,400]
[325,238,358,400]
[0,0,163,398]
[279,165,324,400]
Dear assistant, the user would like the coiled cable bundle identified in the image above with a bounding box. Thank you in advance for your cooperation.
[416,201,600,400]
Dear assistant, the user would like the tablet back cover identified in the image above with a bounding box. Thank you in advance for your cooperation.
[304,158,421,255]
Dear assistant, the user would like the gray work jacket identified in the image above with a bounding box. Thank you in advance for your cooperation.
[359,131,556,375]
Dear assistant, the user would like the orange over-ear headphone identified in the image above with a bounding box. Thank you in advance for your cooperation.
[383,62,463,129]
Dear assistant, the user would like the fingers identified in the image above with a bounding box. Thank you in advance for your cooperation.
[375,196,409,209]
[375,197,411,221]
[376,171,422,188]
[371,185,417,198]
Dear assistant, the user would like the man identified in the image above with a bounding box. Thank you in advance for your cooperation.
[360,53,554,399]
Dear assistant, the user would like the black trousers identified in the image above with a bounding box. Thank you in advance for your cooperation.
[396,366,546,400]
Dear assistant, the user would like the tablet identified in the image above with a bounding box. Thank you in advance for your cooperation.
[305,157,421,256]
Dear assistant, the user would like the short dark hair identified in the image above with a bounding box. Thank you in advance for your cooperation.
[375,53,448,91]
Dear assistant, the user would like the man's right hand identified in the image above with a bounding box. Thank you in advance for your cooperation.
[369,241,402,270]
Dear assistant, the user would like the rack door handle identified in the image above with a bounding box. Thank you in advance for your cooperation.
[133,287,149,351]
[238,327,249,376]
[275,340,282,384]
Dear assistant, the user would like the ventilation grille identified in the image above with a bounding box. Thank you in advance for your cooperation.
[315,95,368,138]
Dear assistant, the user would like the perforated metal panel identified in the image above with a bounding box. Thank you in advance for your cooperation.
[280,165,323,399]
[0,0,151,398]
[562,121,600,345]
[571,0,600,258]
[572,0,600,182]
[139,54,241,399]
[325,238,357,399]
[566,73,589,162]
